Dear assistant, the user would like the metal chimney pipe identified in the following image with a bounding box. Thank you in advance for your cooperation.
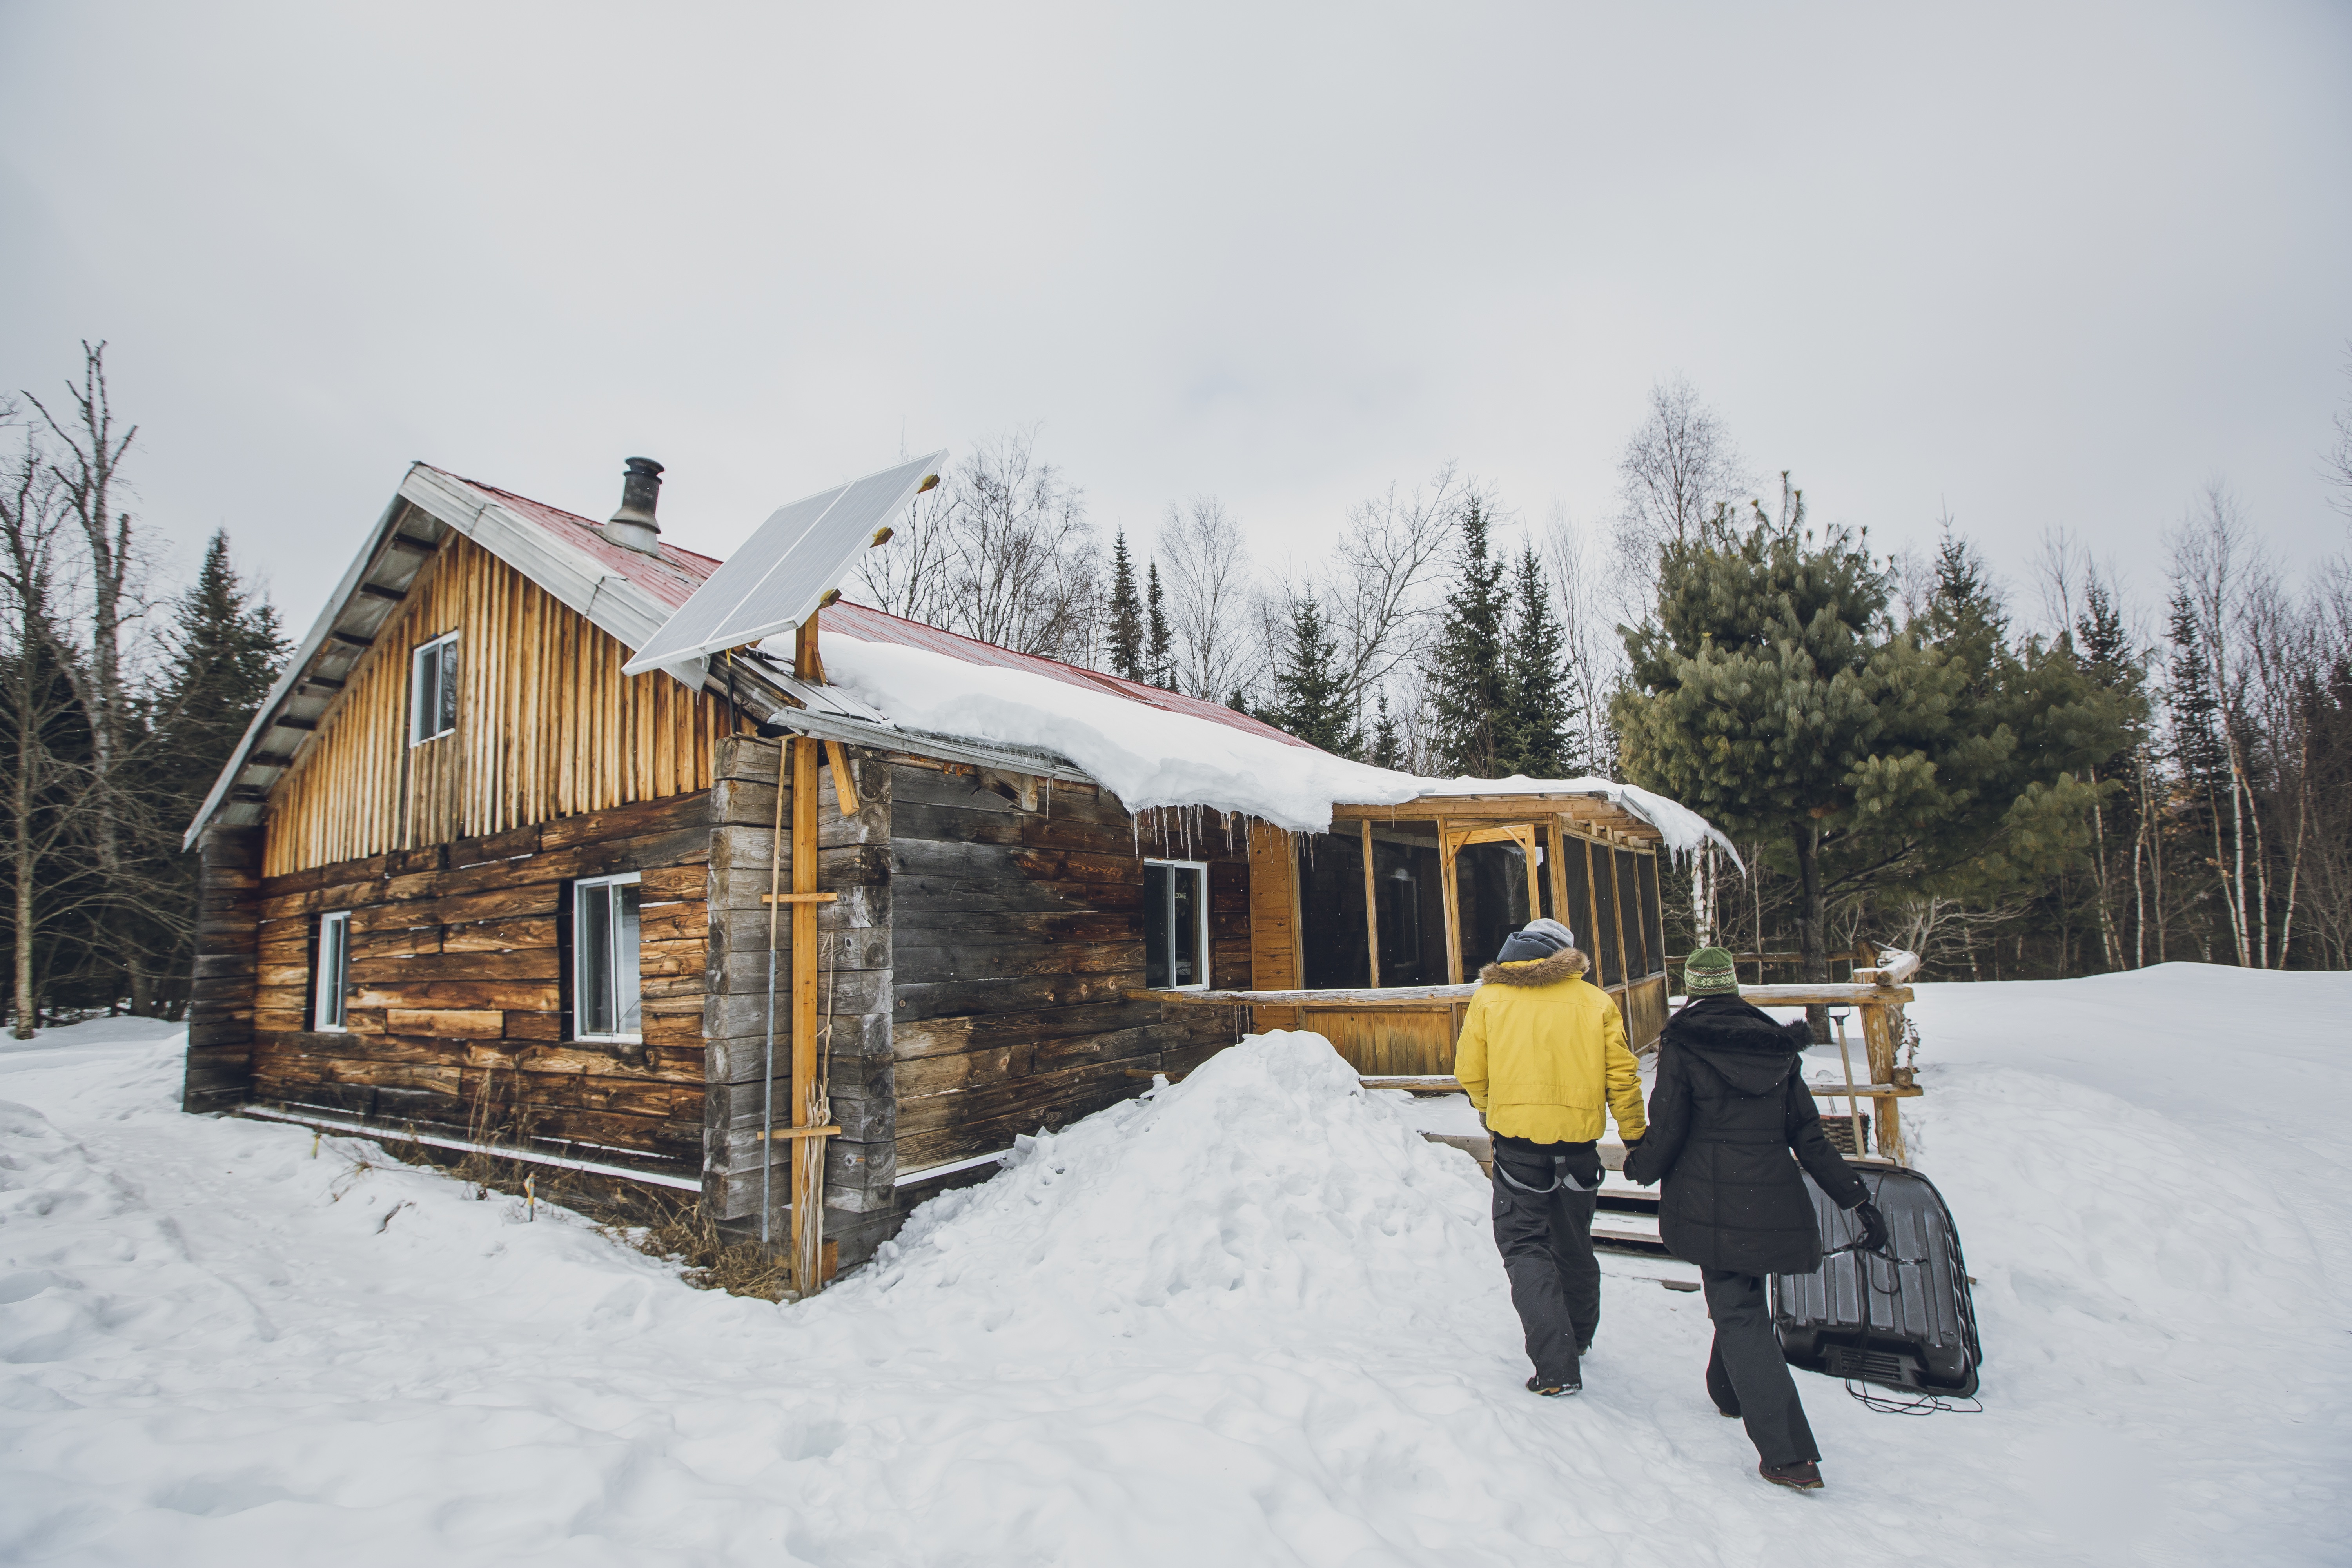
[604,457,664,554]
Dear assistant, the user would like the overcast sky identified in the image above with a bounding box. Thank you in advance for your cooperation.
[4,1,2348,639]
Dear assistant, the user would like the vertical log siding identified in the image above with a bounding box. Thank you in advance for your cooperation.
[265,535,741,877]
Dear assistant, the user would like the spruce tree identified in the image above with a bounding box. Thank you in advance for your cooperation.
[132,531,287,1013]
[1367,691,1402,770]
[1265,594,1359,755]
[1105,530,1144,681]
[1145,561,1174,690]
[1426,494,1511,776]
[1501,546,1569,776]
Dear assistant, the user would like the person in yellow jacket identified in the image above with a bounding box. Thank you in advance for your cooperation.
[1455,916,1648,1397]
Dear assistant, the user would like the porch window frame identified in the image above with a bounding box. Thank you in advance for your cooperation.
[1143,857,1212,992]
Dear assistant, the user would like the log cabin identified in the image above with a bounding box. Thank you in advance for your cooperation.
[182,456,1728,1289]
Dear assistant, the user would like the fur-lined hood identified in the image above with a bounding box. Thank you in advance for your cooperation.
[1476,948,1589,987]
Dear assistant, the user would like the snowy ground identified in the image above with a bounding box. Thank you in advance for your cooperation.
[3,964,2347,1566]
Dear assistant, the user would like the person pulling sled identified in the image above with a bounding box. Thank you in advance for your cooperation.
[1454,918,1648,1399]
[1623,947,1887,1492]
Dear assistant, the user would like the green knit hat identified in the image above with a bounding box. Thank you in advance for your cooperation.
[1683,946,1739,996]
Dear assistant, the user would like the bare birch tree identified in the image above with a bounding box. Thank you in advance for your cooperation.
[1612,376,1748,611]
[850,429,1102,664]
[1158,495,1252,701]
[1541,503,1626,775]
[0,406,102,1036]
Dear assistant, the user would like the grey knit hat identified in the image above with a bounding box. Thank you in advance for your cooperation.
[1495,917,1577,965]
[1683,946,1740,996]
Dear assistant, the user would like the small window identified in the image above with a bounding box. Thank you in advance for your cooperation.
[572,873,642,1041]
[315,910,351,1032]
[1144,858,1210,990]
[410,631,459,745]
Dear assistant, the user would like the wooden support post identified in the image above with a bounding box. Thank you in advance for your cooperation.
[1521,828,1544,925]
[1359,819,1380,989]
[1438,829,1464,985]
[790,622,826,1295]
[1546,818,1569,931]
[1860,1000,1906,1163]
[1579,837,1603,982]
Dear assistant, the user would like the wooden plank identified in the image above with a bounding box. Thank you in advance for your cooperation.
[1132,984,1476,1006]
[1734,984,1916,1005]
[1247,820,1301,990]
[1360,819,1380,987]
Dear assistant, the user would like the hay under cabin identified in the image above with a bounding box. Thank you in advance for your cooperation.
[181,454,1730,1292]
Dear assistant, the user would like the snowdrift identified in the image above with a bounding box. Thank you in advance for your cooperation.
[796,1031,1495,1343]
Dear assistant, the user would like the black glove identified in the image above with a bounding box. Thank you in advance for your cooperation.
[1852,1200,1888,1253]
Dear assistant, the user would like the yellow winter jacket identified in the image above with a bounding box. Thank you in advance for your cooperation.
[1454,949,1648,1145]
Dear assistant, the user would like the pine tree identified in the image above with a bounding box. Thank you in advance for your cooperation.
[1426,494,1511,776]
[129,531,287,1014]
[1145,561,1173,690]
[1366,690,1402,770]
[1264,594,1359,755]
[1615,498,2129,1016]
[1105,531,1144,681]
[1500,546,1569,776]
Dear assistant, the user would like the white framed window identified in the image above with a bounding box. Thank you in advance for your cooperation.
[410,631,459,745]
[315,910,351,1032]
[1144,858,1210,991]
[572,873,642,1042]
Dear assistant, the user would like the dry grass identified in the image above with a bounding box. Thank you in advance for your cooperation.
[352,1104,793,1302]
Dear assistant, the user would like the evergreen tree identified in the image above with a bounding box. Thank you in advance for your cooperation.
[1500,546,1569,776]
[1105,530,1144,682]
[127,531,287,1013]
[2166,587,2229,805]
[1145,561,1173,690]
[1613,494,2127,1021]
[1264,594,1359,755]
[1426,494,1511,775]
[1367,691,1402,770]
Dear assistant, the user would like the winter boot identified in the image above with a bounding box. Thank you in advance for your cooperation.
[1758,1460,1824,1491]
[1525,1374,1582,1397]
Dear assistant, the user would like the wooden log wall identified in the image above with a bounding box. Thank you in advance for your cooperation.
[889,768,1251,1186]
[701,737,900,1269]
[182,825,263,1112]
[264,533,743,877]
[244,791,713,1181]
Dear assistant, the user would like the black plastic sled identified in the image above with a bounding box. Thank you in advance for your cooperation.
[1772,1164,1982,1399]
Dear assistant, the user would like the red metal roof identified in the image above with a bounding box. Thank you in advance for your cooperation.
[820,599,1318,750]
[426,465,724,611]
[431,465,1310,751]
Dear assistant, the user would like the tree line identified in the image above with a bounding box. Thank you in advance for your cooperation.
[5,342,2345,1032]
[0,346,285,1033]
[855,378,2352,983]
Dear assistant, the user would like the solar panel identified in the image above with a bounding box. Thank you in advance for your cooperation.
[621,451,947,675]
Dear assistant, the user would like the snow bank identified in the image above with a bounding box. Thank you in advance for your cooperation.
[5,970,2350,1564]
[814,629,1733,853]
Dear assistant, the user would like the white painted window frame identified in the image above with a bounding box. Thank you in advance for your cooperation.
[315,909,351,1033]
[1144,857,1212,992]
[572,871,644,1044]
[410,630,459,746]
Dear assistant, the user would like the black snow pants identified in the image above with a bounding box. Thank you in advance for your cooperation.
[1701,1269,1820,1466]
[1490,1137,1603,1385]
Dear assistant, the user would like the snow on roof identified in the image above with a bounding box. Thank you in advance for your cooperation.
[799,604,1733,856]
[819,601,1314,750]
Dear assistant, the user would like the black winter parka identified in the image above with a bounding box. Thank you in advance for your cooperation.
[1622,996,1870,1276]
